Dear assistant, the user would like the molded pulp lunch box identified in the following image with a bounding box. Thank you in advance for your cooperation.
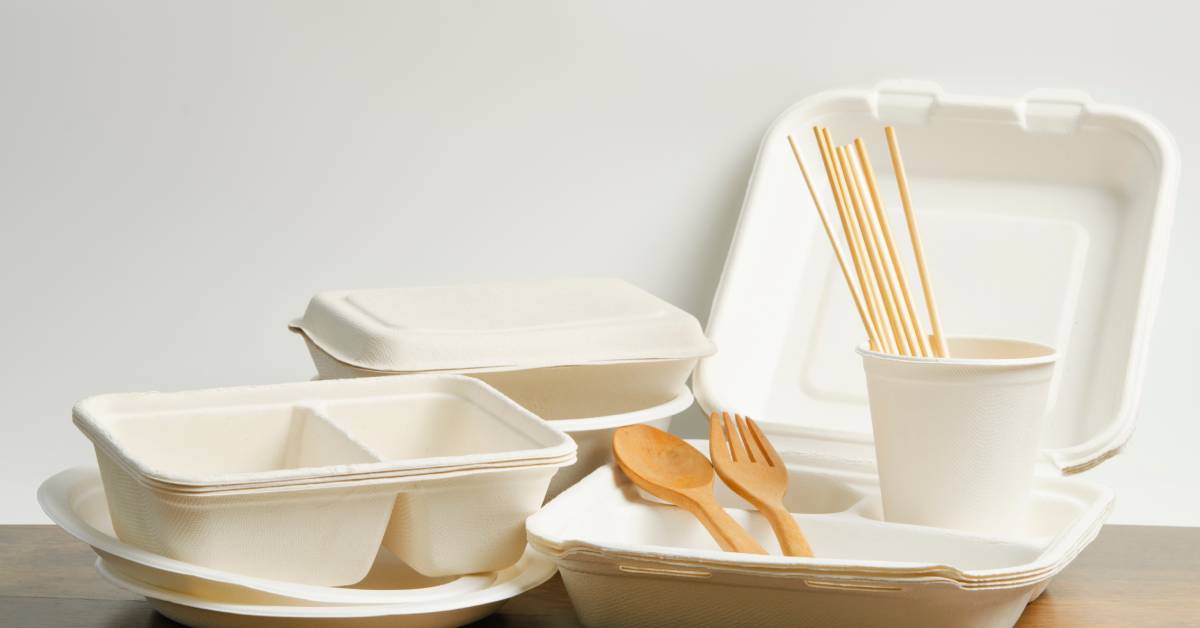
[73,375,575,585]
[528,81,1177,627]
[290,278,715,496]
[528,447,1109,628]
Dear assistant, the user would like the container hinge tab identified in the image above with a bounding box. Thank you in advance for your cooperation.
[1020,88,1092,134]
[873,80,942,126]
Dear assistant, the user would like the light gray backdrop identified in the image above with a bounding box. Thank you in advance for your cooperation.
[1,0,1196,524]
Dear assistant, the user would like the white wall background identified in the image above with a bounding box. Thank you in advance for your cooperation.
[1,0,1196,525]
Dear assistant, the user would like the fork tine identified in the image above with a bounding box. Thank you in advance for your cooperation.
[708,411,731,463]
[734,414,757,463]
[722,412,743,462]
[746,417,780,467]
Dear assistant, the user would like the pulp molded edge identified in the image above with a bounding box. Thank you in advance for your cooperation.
[548,387,694,433]
[290,325,716,375]
[72,374,577,491]
[526,462,1113,588]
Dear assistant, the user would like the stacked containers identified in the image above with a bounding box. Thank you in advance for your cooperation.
[527,451,1112,628]
[289,278,715,496]
[37,467,511,606]
[73,375,576,585]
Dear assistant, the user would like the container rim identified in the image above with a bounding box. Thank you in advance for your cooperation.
[549,387,693,432]
[290,325,716,374]
[72,373,578,492]
[526,454,1114,588]
[855,336,1058,368]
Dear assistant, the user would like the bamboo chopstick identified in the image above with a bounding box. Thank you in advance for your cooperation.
[833,143,897,353]
[814,127,890,352]
[828,131,893,352]
[838,144,910,356]
[794,125,946,357]
[847,145,917,356]
[787,135,879,350]
[853,138,929,357]
[885,126,948,357]
[833,141,894,354]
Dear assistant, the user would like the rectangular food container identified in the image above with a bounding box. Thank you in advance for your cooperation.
[530,81,1176,627]
[73,374,576,585]
[290,277,714,496]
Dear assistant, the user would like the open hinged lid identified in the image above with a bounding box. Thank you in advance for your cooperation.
[291,278,715,373]
[693,81,1178,474]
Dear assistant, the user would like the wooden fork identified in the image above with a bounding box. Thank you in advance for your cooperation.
[709,412,814,557]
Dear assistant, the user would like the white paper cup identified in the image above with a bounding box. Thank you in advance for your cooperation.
[858,337,1057,535]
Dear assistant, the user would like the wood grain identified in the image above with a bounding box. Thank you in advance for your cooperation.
[1015,525,1200,628]
[613,424,767,554]
[817,127,891,353]
[853,137,928,358]
[1,524,1196,627]
[710,413,814,557]
[786,134,878,350]
[884,126,948,357]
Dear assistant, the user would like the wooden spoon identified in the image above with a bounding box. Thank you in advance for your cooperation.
[612,424,767,554]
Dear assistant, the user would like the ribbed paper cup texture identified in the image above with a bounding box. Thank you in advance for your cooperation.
[858,337,1057,535]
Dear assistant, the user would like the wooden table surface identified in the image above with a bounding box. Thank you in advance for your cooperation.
[1,524,1196,627]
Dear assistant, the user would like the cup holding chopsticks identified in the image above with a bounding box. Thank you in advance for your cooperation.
[859,336,1057,534]
[791,126,1059,534]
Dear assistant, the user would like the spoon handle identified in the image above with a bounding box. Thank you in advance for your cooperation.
[687,491,768,554]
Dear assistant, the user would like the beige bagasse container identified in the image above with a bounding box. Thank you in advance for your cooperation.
[39,467,560,616]
[290,278,715,496]
[528,449,1112,628]
[73,375,575,586]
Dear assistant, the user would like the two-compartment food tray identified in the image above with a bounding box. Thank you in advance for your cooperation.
[73,375,576,585]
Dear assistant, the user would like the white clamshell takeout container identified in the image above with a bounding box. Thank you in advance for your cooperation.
[697,80,1176,473]
[531,81,1176,627]
[290,277,714,497]
[72,374,575,585]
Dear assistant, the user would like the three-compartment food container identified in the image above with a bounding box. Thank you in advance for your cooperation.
[289,278,715,496]
[73,374,576,585]
[529,448,1111,628]
[527,81,1177,627]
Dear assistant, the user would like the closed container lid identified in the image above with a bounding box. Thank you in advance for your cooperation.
[291,278,716,373]
[693,81,1178,474]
